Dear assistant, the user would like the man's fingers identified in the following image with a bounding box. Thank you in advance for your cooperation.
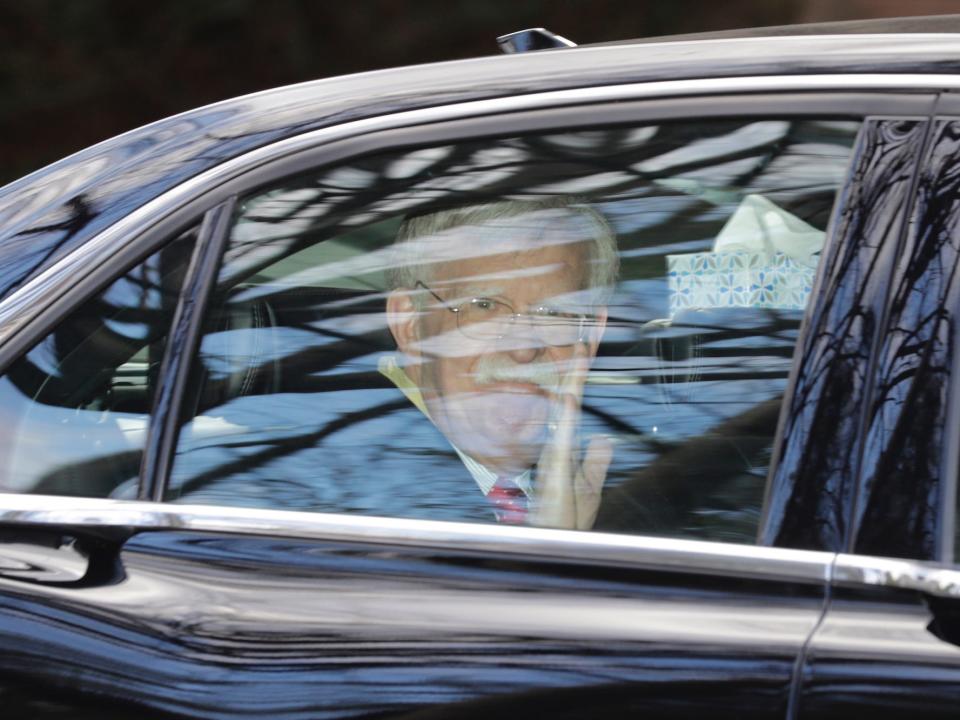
[548,341,588,439]
[564,341,590,400]
[532,342,595,531]
[582,435,613,493]
[575,434,614,529]
[533,395,572,529]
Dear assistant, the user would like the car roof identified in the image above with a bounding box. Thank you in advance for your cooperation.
[592,13,960,45]
[2,30,960,302]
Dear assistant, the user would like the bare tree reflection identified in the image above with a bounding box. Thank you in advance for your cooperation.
[764,119,928,550]
[169,120,858,539]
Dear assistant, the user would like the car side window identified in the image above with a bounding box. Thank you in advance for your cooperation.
[0,228,198,498]
[168,119,860,542]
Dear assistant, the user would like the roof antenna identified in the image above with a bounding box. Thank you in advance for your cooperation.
[496,28,576,54]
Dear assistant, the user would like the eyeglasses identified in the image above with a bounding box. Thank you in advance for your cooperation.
[415,281,587,346]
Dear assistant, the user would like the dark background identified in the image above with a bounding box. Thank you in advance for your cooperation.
[2,0,959,185]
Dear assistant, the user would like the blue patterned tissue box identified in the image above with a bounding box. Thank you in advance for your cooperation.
[667,251,815,316]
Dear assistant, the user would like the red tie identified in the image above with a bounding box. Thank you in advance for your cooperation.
[487,477,528,524]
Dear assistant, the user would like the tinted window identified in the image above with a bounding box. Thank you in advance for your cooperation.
[0,228,197,497]
[168,119,859,542]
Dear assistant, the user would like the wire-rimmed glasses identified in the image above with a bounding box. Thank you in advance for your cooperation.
[415,280,587,346]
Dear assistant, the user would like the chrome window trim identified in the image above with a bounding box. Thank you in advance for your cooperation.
[834,553,960,599]
[0,72,953,348]
[0,493,833,583]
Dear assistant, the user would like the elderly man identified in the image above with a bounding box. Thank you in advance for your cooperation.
[381,198,619,530]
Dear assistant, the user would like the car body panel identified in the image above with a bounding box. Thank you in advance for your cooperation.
[0,499,831,718]
[798,554,960,719]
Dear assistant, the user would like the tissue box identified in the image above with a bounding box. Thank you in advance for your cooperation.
[667,251,815,316]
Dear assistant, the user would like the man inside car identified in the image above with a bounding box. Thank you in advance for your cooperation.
[382,198,619,530]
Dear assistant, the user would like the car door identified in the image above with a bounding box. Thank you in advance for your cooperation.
[795,104,960,719]
[0,82,933,719]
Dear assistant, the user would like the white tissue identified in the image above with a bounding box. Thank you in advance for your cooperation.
[712,193,824,267]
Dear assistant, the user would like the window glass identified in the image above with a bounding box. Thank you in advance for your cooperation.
[0,228,197,497]
[169,119,860,542]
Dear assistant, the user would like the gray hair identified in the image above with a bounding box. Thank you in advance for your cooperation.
[387,197,619,305]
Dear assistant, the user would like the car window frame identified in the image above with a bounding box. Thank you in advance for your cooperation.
[0,80,938,560]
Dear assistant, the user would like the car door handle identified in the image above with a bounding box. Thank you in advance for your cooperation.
[0,527,126,588]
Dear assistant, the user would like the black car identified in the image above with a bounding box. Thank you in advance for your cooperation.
[2,16,960,720]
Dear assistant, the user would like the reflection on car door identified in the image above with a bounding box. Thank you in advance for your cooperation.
[796,114,960,719]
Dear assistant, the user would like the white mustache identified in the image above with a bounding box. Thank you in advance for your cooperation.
[473,356,561,392]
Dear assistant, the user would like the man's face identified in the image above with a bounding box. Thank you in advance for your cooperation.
[390,212,607,474]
